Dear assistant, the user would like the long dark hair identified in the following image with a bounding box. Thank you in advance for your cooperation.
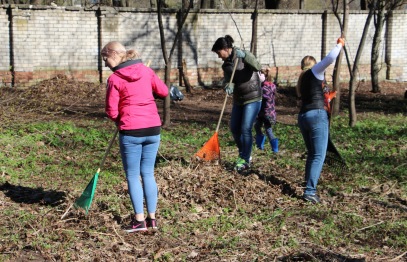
[211,35,234,52]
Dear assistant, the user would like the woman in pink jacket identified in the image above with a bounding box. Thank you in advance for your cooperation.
[101,41,168,233]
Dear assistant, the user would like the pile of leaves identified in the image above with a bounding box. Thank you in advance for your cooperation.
[0,75,106,125]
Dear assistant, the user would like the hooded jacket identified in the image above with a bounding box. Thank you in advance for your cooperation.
[259,80,277,124]
[105,59,168,132]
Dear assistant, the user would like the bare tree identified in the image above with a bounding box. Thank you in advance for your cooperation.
[179,0,193,92]
[370,0,406,93]
[348,2,375,126]
[250,0,259,55]
[157,0,192,127]
[371,0,385,93]
[331,0,349,117]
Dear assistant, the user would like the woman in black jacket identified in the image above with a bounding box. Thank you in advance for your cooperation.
[212,35,262,173]
[296,37,345,203]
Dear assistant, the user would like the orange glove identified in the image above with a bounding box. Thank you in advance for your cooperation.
[324,91,337,114]
[337,37,345,47]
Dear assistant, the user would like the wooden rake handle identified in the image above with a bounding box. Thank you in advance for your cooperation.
[215,58,239,133]
[99,128,119,171]
[61,128,119,220]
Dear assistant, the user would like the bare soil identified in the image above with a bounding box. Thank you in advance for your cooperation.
[0,76,406,261]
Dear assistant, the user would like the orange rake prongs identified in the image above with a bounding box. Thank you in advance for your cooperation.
[194,58,238,162]
[194,132,220,161]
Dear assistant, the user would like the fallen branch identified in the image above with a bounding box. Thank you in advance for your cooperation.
[354,220,384,233]
[158,150,170,163]
[389,251,407,261]
[394,162,406,170]
[57,228,116,237]
[61,203,74,220]
[112,224,130,247]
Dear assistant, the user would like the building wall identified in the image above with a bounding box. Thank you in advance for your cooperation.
[389,11,407,81]
[0,7,11,84]
[0,5,406,88]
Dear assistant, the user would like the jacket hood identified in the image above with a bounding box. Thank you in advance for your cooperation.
[112,59,143,82]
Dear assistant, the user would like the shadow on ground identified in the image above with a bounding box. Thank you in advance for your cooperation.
[0,181,66,206]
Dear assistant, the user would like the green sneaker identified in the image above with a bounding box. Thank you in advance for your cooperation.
[234,158,250,173]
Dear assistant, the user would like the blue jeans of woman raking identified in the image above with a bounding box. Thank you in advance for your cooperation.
[119,134,160,215]
[230,101,261,162]
[298,109,329,196]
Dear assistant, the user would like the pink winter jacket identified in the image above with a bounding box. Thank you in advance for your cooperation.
[105,60,168,131]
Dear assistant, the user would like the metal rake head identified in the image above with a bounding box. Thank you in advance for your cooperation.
[325,151,349,172]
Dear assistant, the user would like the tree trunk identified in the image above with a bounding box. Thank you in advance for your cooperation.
[157,0,171,127]
[157,0,192,127]
[250,0,258,55]
[182,59,192,93]
[385,10,393,80]
[349,5,374,127]
[177,9,183,87]
[371,2,385,93]
[178,2,195,91]
[331,0,349,117]
[163,64,172,128]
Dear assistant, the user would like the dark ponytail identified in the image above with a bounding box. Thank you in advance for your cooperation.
[212,35,234,52]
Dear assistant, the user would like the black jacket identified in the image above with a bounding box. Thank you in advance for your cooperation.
[299,69,325,113]
[222,48,262,105]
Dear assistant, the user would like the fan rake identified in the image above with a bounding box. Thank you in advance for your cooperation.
[325,135,348,172]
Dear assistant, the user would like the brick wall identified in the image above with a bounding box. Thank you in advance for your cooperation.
[0,7,10,85]
[0,5,406,88]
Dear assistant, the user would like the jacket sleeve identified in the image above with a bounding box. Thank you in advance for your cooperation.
[242,50,262,71]
[312,43,342,80]
[105,79,120,122]
[222,59,234,84]
[151,72,169,98]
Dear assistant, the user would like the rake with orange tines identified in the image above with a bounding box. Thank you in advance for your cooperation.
[195,58,239,162]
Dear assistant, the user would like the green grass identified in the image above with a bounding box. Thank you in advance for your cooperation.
[0,113,406,260]
[1,113,405,194]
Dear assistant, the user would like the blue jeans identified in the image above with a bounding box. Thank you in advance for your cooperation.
[298,109,329,195]
[119,134,160,215]
[230,101,261,162]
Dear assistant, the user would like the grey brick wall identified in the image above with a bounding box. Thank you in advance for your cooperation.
[390,11,407,81]
[0,9,9,71]
[0,5,406,87]
[12,7,98,71]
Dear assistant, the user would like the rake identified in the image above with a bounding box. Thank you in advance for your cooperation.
[61,129,118,219]
[325,134,348,172]
[323,88,348,172]
[194,58,239,162]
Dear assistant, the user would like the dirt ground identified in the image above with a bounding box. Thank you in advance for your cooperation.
[0,76,406,261]
[171,80,406,126]
[1,74,406,125]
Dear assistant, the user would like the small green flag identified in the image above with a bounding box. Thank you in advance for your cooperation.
[73,168,100,214]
